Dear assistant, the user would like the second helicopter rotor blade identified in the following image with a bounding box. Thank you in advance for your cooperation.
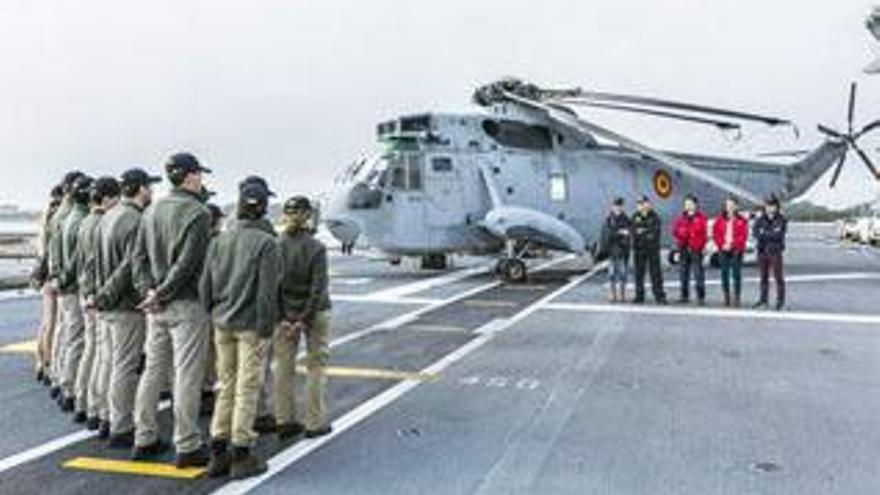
[818,124,844,139]
[848,82,857,135]
[850,140,880,179]
[828,152,847,188]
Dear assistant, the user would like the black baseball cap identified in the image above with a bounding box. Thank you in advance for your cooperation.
[62,170,85,187]
[91,176,121,202]
[765,195,780,207]
[239,175,276,197]
[612,197,624,206]
[637,195,651,204]
[240,183,271,207]
[165,152,212,177]
[283,195,313,213]
[50,184,64,200]
[120,168,162,188]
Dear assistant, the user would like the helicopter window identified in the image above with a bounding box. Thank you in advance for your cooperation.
[549,173,568,201]
[400,114,431,132]
[390,163,406,189]
[481,119,553,150]
[431,157,453,172]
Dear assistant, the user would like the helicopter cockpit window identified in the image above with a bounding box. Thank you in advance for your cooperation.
[386,154,424,191]
[549,173,568,201]
[431,157,453,172]
[481,119,553,151]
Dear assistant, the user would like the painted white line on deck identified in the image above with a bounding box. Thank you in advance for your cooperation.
[211,260,604,495]
[331,294,441,305]
[0,289,38,302]
[0,400,171,474]
[365,264,492,300]
[542,302,880,326]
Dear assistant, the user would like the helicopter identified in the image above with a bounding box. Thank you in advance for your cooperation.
[324,78,879,282]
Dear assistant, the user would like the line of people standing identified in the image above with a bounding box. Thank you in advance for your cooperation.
[30,152,333,479]
[599,194,788,310]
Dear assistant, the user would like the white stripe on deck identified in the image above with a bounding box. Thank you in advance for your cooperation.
[542,302,880,326]
[364,264,492,300]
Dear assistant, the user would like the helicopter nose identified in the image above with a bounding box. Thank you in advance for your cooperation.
[325,216,360,245]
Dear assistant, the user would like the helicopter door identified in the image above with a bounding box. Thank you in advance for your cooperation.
[386,153,428,249]
[425,156,464,229]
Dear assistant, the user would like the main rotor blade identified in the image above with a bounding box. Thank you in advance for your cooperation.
[850,140,880,179]
[856,119,880,139]
[501,91,763,205]
[756,150,811,158]
[562,100,742,132]
[561,92,793,128]
[828,152,847,188]
[817,124,844,139]
[848,82,857,135]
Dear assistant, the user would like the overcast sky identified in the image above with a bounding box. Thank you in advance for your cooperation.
[0,0,878,210]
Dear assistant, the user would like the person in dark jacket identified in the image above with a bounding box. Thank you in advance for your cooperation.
[752,196,788,310]
[599,197,631,302]
[631,195,667,304]
[72,176,120,425]
[273,195,333,440]
[131,152,213,467]
[671,195,708,305]
[90,168,158,444]
[712,197,749,307]
[201,181,281,479]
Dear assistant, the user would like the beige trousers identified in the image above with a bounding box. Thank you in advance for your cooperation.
[89,313,112,420]
[73,298,97,413]
[59,294,85,398]
[37,288,58,373]
[106,311,146,434]
[272,311,330,430]
[134,300,209,454]
[210,329,267,447]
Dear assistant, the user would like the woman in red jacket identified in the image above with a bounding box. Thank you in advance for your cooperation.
[712,197,749,307]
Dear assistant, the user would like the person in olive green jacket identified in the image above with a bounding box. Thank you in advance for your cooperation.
[200,180,281,479]
[131,153,213,467]
[90,168,159,445]
[273,195,332,440]
[33,184,64,387]
[46,170,84,399]
[56,175,93,413]
[71,177,120,425]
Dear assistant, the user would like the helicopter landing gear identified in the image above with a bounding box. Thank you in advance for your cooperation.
[495,240,528,283]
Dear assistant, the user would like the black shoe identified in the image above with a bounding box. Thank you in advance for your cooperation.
[207,439,230,478]
[131,439,170,461]
[775,301,785,311]
[60,397,75,413]
[86,416,100,431]
[36,369,44,383]
[277,422,305,440]
[41,375,52,387]
[72,411,87,424]
[229,447,267,480]
[49,386,61,400]
[752,301,768,309]
[656,298,668,306]
[304,426,333,439]
[98,420,111,439]
[253,415,277,434]
[175,445,210,468]
[107,430,135,449]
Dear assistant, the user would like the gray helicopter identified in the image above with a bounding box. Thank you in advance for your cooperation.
[867,6,880,74]
[324,79,879,282]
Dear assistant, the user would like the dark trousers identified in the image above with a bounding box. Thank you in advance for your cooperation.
[719,251,743,297]
[633,248,665,302]
[678,249,705,301]
[758,253,785,304]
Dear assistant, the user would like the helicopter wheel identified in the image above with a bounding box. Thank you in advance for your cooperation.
[500,259,527,283]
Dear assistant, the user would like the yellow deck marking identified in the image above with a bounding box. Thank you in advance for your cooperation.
[300,365,439,382]
[463,299,518,308]
[63,457,205,479]
[0,339,37,354]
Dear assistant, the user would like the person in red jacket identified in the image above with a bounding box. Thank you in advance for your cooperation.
[672,195,708,304]
[712,197,749,307]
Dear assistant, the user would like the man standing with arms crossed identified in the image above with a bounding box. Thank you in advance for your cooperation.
[132,153,212,467]
[91,168,159,446]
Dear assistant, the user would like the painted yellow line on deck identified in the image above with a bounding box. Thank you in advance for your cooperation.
[300,365,439,382]
[63,457,205,479]
[463,299,518,308]
[0,339,37,354]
